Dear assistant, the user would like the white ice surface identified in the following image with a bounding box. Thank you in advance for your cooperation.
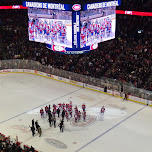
[0,73,152,152]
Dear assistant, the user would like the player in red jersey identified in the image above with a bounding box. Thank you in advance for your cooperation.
[74,114,78,123]
[82,103,86,112]
[46,25,50,40]
[100,26,103,41]
[53,104,56,109]
[61,28,66,43]
[53,107,56,114]
[65,111,69,121]
[66,103,69,110]
[74,106,78,114]
[101,106,105,114]
[69,110,72,118]
[96,24,100,38]
[58,103,62,108]
[40,108,44,118]
[86,28,89,42]
[69,101,72,108]
[62,102,65,110]
[78,111,81,120]
[45,106,49,115]
[28,21,34,40]
[81,32,86,47]
[83,111,86,121]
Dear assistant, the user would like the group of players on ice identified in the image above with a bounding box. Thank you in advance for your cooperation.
[39,101,105,130]
[30,101,105,136]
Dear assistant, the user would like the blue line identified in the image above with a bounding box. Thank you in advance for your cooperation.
[75,106,145,152]
[0,88,82,124]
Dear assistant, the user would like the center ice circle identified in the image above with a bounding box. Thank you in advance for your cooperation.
[70,115,97,127]
[1,74,41,89]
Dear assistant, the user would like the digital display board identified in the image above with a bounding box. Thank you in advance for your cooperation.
[28,8,72,48]
[80,7,116,48]
[23,0,120,54]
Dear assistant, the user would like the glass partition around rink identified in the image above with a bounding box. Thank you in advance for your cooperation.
[0,59,151,100]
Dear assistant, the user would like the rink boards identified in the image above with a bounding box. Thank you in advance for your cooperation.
[0,69,151,106]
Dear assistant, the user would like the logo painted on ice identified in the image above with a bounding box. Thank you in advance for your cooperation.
[72,4,81,11]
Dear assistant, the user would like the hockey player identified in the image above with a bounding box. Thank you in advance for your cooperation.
[74,106,78,114]
[81,30,86,47]
[53,104,57,116]
[53,107,56,114]
[124,93,128,100]
[35,120,40,131]
[83,111,86,121]
[74,114,78,123]
[32,119,34,127]
[53,104,56,109]
[69,101,72,107]
[45,106,49,115]
[53,117,56,128]
[96,24,100,39]
[65,111,69,121]
[30,125,35,137]
[62,102,65,110]
[59,122,64,132]
[61,28,66,43]
[57,107,60,118]
[66,103,69,110]
[38,126,42,137]
[101,106,105,114]
[69,110,72,118]
[62,110,65,120]
[28,21,34,40]
[46,24,50,41]
[82,103,86,112]
[48,105,51,111]
[48,117,52,127]
[58,103,62,108]
[69,101,72,111]
[78,111,81,121]
[40,108,44,118]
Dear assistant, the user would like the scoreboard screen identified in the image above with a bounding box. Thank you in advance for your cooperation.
[23,1,120,54]
[80,6,116,48]
[28,8,72,48]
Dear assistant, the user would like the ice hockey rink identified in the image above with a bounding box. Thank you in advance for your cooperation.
[0,73,152,152]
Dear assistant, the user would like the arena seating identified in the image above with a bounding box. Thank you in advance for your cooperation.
[0,0,152,91]
[0,1,152,152]
[0,133,37,152]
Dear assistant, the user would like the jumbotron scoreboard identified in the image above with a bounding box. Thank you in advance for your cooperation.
[23,0,120,54]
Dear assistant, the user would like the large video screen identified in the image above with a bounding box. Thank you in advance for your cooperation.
[28,8,72,48]
[80,6,116,48]
[23,1,120,54]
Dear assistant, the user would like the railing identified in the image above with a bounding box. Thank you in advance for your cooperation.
[0,59,152,100]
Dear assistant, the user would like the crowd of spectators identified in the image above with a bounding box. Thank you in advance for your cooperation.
[0,1,152,91]
[0,135,35,152]
[105,15,152,90]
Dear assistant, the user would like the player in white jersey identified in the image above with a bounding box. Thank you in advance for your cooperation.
[101,106,105,114]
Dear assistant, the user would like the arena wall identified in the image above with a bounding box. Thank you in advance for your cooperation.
[0,69,151,106]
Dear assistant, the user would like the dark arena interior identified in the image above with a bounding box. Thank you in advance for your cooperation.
[0,0,152,152]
